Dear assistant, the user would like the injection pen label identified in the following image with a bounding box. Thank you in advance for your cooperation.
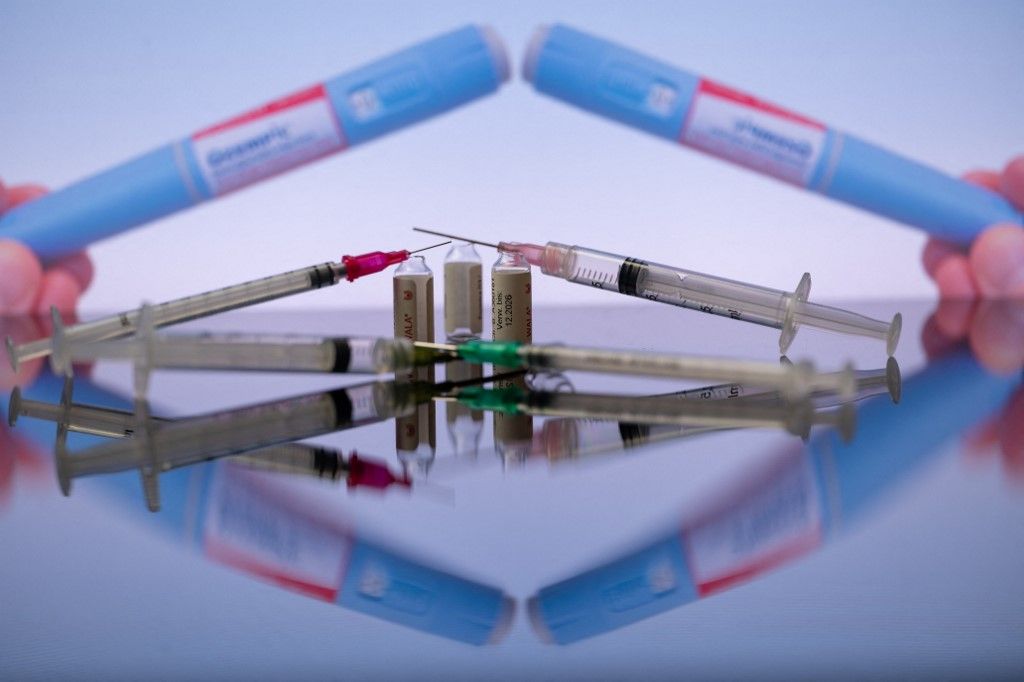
[202,465,350,601]
[192,84,345,195]
[680,80,826,186]
[683,455,822,597]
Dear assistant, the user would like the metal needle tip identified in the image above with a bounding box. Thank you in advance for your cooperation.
[412,226,500,249]
[409,240,452,254]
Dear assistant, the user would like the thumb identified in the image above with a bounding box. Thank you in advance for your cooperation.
[0,240,43,314]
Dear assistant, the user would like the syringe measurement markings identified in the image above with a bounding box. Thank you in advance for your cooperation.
[150,266,321,327]
[571,266,614,289]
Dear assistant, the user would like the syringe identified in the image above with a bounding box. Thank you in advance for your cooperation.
[9,381,421,500]
[5,241,449,372]
[413,228,901,355]
[49,305,453,396]
[666,356,902,408]
[427,338,855,401]
[448,386,856,441]
[51,321,854,401]
[53,369,520,510]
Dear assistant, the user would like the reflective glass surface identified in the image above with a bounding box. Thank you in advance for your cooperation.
[2,300,1022,678]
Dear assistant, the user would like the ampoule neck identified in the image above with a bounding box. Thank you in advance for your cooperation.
[394,255,432,276]
[445,243,481,263]
[493,249,530,270]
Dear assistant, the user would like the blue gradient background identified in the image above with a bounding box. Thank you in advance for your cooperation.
[1,0,1022,311]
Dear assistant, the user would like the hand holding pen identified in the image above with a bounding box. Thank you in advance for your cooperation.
[0,182,93,315]
[923,156,1024,299]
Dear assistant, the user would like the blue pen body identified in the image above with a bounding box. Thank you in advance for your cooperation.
[0,25,509,264]
[529,349,1020,644]
[807,349,1020,529]
[525,24,1023,245]
[2,371,512,645]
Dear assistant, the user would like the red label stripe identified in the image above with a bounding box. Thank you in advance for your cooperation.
[193,84,329,140]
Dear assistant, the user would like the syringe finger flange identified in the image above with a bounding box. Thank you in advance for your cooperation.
[779,272,812,354]
[5,335,19,373]
[7,387,23,427]
[803,362,857,400]
[785,401,815,439]
[55,421,72,496]
[886,356,902,404]
[887,313,903,358]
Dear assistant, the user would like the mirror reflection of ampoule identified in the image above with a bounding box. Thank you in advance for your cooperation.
[444,242,485,457]
[393,255,437,473]
[491,247,534,464]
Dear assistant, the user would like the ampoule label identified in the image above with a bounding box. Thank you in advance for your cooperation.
[393,275,436,370]
[682,453,822,597]
[444,261,483,336]
[680,79,826,187]
[191,84,346,196]
[491,268,533,447]
[491,270,532,344]
[202,464,350,602]
[393,274,436,451]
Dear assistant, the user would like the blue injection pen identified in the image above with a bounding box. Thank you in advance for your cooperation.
[527,348,1020,644]
[2,372,515,646]
[524,24,1023,246]
[0,25,509,264]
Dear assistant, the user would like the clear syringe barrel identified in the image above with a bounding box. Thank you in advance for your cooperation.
[6,261,345,370]
[10,386,351,478]
[538,418,709,462]
[522,391,814,438]
[8,387,161,438]
[60,380,413,484]
[65,334,417,375]
[530,241,899,354]
[668,357,901,407]
[233,444,349,482]
[517,344,854,400]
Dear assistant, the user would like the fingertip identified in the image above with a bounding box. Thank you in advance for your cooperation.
[51,252,95,292]
[997,392,1024,482]
[933,254,978,300]
[962,169,1002,192]
[920,313,960,359]
[0,240,43,315]
[999,157,1024,212]
[4,184,48,207]
[922,238,963,279]
[33,270,82,316]
[968,300,1024,375]
[967,224,1024,297]
[932,297,974,341]
[964,419,999,457]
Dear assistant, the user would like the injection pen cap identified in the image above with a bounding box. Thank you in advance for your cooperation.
[529,534,697,644]
[522,24,551,83]
[338,539,515,645]
[479,25,511,84]
[522,23,698,140]
[327,24,512,146]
